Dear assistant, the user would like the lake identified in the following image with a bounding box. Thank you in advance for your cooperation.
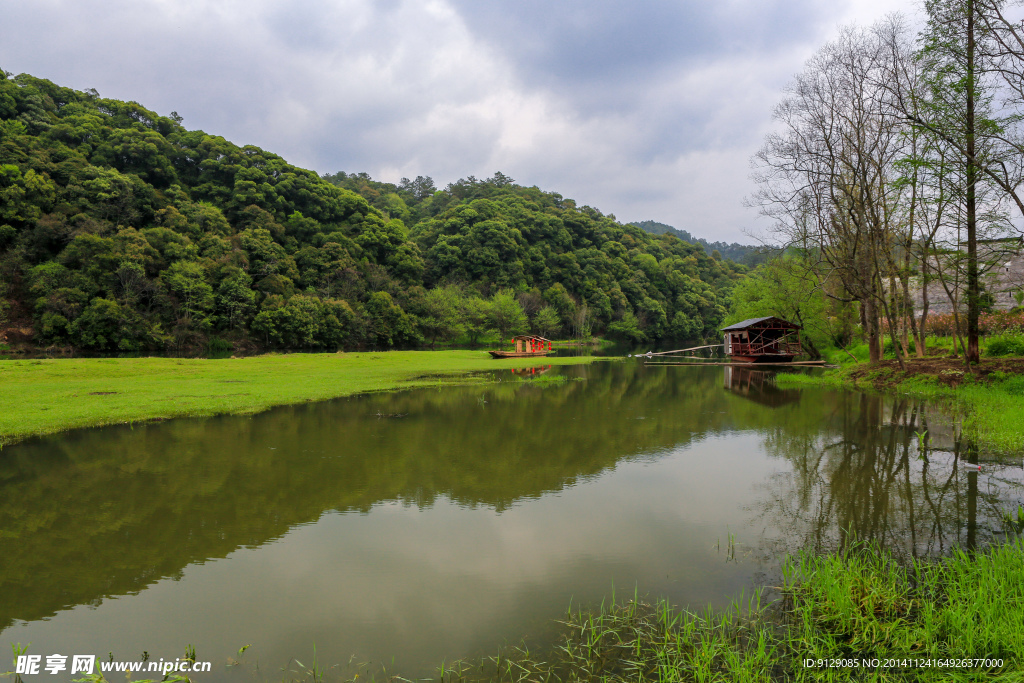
[2,361,1022,679]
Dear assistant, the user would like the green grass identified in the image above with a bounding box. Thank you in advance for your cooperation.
[897,374,1024,454]
[778,366,1024,453]
[0,351,605,446]
[783,542,1024,673]
[411,541,1024,683]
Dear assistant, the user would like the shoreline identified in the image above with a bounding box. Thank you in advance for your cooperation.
[0,351,606,447]
[776,357,1024,454]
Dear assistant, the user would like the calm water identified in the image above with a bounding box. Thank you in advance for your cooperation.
[2,362,1022,679]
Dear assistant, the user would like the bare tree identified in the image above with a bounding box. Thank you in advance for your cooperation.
[879,0,1024,363]
[753,25,913,366]
[881,5,1019,365]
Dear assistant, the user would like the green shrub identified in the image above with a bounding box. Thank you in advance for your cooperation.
[883,337,916,357]
[207,338,233,352]
[986,333,1024,357]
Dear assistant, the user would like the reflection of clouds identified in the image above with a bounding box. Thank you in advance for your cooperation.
[2,436,779,679]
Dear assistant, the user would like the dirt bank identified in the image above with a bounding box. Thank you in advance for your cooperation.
[847,357,1024,390]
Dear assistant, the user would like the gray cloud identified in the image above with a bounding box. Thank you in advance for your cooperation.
[0,0,917,242]
[449,0,831,86]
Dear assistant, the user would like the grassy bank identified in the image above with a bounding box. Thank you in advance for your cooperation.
[425,541,1023,683]
[0,351,604,446]
[776,358,1024,453]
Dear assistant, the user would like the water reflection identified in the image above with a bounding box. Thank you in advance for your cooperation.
[1,363,1021,678]
[724,366,800,408]
[0,363,733,629]
[745,385,1023,560]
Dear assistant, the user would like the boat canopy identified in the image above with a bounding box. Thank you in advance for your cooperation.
[721,316,800,332]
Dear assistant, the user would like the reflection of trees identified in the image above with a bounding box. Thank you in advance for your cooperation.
[5,362,1019,638]
[0,364,738,629]
[754,392,1024,561]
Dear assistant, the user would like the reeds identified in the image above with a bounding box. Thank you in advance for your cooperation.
[455,588,779,683]
[431,540,1023,682]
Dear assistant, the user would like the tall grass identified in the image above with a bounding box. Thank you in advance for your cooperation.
[785,542,1024,667]
[470,589,780,682]
[430,541,1024,683]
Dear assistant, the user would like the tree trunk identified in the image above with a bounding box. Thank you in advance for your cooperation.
[966,0,981,365]
[918,254,929,357]
[864,297,882,362]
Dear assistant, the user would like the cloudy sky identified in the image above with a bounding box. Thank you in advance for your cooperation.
[1,0,917,242]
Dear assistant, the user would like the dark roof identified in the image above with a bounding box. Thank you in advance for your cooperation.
[511,335,551,341]
[721,316,800,331]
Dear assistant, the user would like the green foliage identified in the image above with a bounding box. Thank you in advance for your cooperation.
[71,297,155,351]
[985,333,1024,357]
[532,305,561,338]
[461,295,493,345]
[419,285,464,345]
[252,295,354,349]
[487,289,529,341]
[363,291,420,348]
[607,310,646,343]
[0,72,743,352]
[725,257,841,358]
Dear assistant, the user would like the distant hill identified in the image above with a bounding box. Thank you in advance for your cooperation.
[631,221,770,267]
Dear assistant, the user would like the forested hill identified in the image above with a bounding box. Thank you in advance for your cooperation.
[631,221,768,267]
[0,71,745,353]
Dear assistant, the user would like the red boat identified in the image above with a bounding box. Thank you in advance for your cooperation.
[489,335,553,359]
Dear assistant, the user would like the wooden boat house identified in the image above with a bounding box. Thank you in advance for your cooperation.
[489,335,553,359]
[721,317,803,363]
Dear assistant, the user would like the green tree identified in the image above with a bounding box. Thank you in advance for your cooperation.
[607,311,646,343]
[71,298,153,351]
[364,291,420,348]
[161,260,214,330]
[488,289,528,342]
[904,0,1005,363]
[543,283,576,328]
[461,295,493,345]
[420,286,464,346]
[216,268,257,330]
[533,306,561,338]
[725,258,830,359]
